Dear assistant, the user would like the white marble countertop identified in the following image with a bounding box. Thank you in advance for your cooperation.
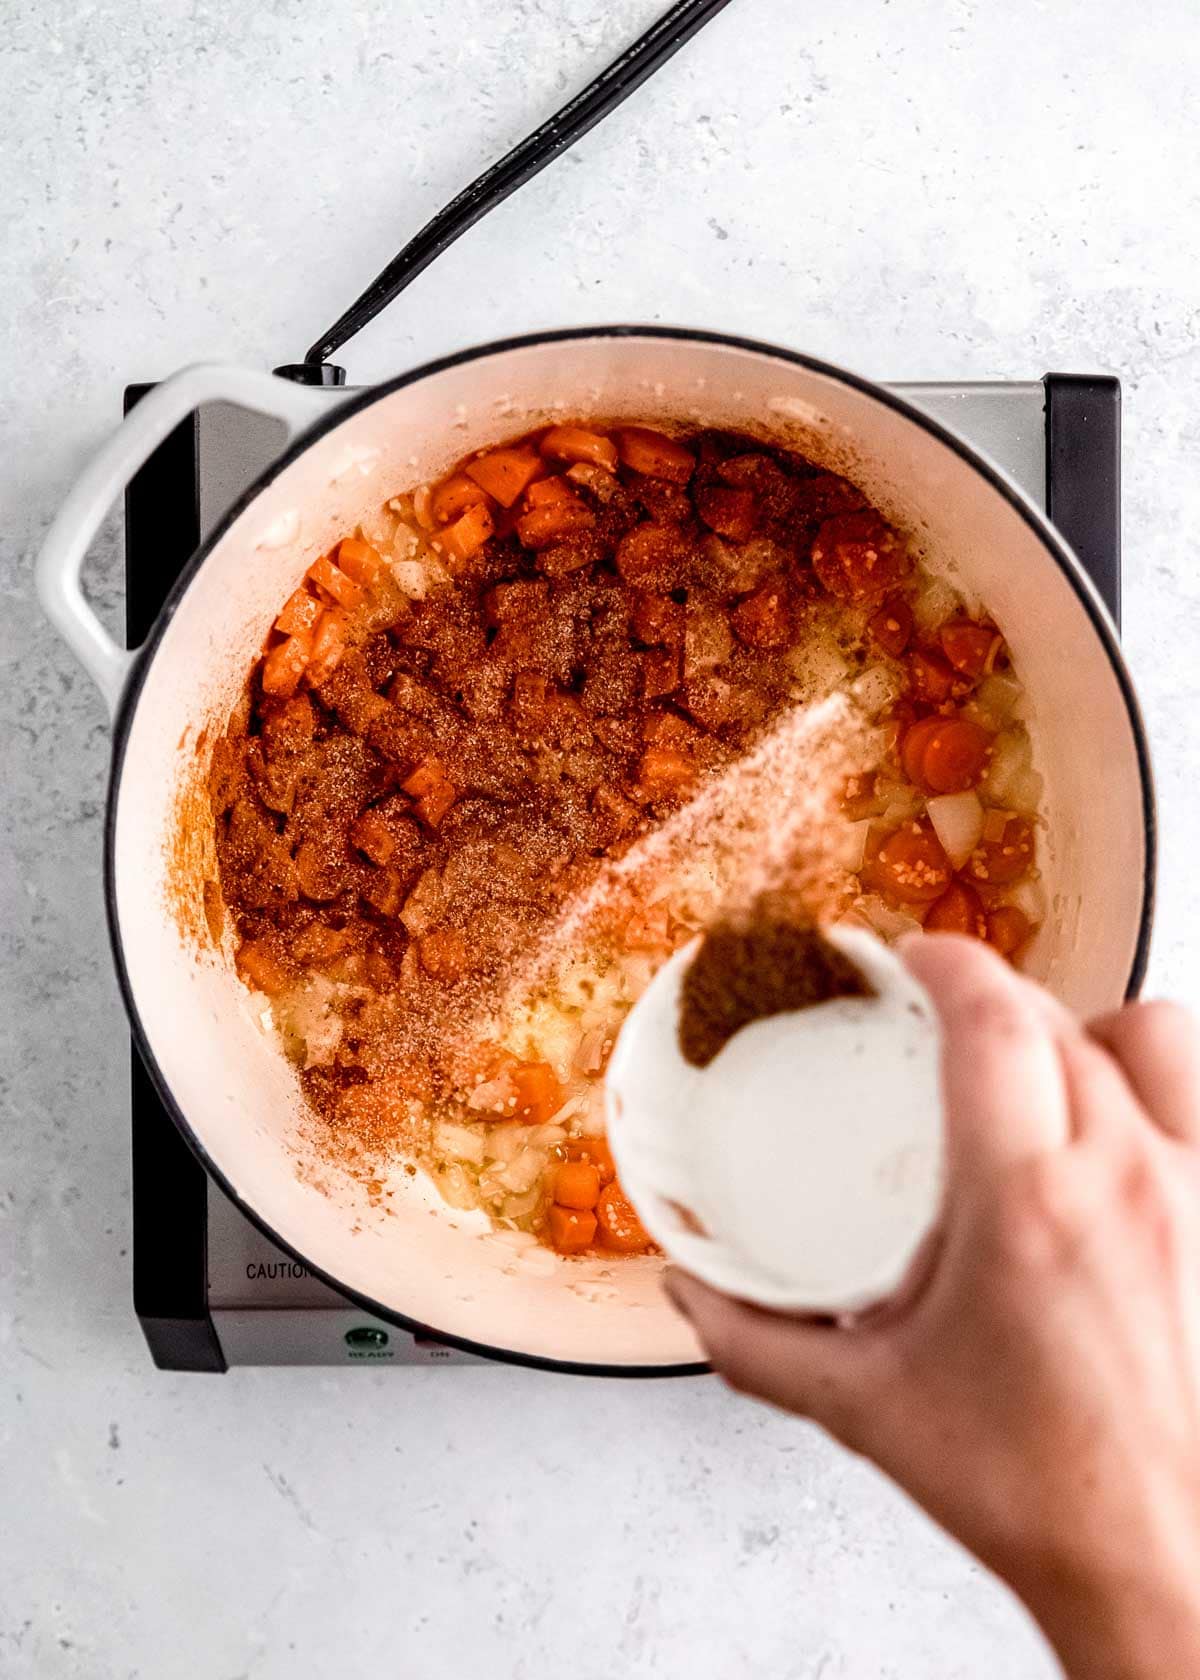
[3,1,1198,1674]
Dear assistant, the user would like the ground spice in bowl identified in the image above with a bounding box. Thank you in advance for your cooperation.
[678,893,874,1068]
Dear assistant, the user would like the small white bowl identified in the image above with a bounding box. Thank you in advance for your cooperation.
[606,926,944,1314]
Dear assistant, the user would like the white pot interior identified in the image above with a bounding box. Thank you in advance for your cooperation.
[111,334,1150,1368]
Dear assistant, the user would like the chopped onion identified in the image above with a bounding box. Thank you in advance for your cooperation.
[435,1122,485,1166]
[1007,766,1044,816]
[839,818,871,872]
[467,1075,518,1118]
[620,953,656,1002]
[411,484,435,530]
[976,673,1023,723]
[982,806,1013,843]
[435,1163,478,1211]
[982,727,1032,802]
[855,894,924,940]
[849,663,903,718]
[578,1083,608,1136]
[484,1124,525,1165]
[392,558,431,599]
[1008,875,1049,924]
[912,575,961,631]
[501,1187,541,1221]
[927,790,985,869]
[498,1146,546,1195]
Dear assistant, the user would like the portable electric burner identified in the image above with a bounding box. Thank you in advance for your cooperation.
[124,375,1120,1370]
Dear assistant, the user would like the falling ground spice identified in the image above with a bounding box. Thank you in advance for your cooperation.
[677,893,874,1068]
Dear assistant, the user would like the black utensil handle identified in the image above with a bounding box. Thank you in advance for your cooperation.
[300,0,734,369]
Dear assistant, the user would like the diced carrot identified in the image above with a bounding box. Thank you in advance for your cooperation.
[548,1204,597,1254]
[731,581,792,649]
[911,717,993,794]
[638,743,699,799]
[868,596,914,658]
[290,922,353,965]
[900,715,945,784]
[524,475,577,508]
[811,511,909,602]
[631,591,685,648]
[941,619,1003,679]
[350,808,397,865]
[696,485,757,543]
[596,1181,654,1254]
[438,500,495,563]
[554,1161,602,1211]
[617,427,695,484]
[615,523,689,585]
[418,927,471,980]
[336,537,384,585]
[924,879,988,938]
[464,445,542,507]
[987,904,1034,957]
[402,758,457,828]
[305,609,348,687]
[964,816,1035,886]
[261,633,311,699]
[516,498,594,550]
[236,939,292,996]
[565,1136,616,1185]
[511,1061,563,1125]
[863,820,953,905]
[275,587,323,637]
[592,783,642,836]
[907,647,955,705]
[642,647,680,698]
[430,474,489,526]
[307,553,365,611]
[540,425,619,473]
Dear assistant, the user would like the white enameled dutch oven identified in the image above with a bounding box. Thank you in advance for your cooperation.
[37,328,1156,1374]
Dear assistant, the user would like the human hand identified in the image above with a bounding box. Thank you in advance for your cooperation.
[666,935,1200,1680]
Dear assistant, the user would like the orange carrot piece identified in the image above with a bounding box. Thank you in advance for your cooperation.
[261,633,311,699]
[596,1181,653,1253]
[554,1161,601,1211]
[418,927,471,980]
[304,609,348,687]
[540,425,619,472]
[548,1204,598,1254]
[638,743,699,798]
[964,816,1035,886]
[510,1061,563,1125]
[918,717,992,794]
[430,474,490,526]
[868,596,914,658]
[696,485,757,542]
[336,537,383,585]
[987,904,1034,957]
[924,879,988,938]
[402,758,457,828]
[307,553,365,611]
[438,501,495,563]
[863,821,953,905]
[275,587,323,637]
[940,619,1003,679]
[565,1136,616,1185]
[907,646,955,705]
[524,475,577,508]
[464,446,542,507]
[235,939,292,996]
[515,498,595,550]
[900,715,945,785]
[616,427,695,484]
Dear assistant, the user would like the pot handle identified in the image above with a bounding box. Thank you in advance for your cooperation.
[36,363,331,719]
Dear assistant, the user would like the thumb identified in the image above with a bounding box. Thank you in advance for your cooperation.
[666,1270,892,1452]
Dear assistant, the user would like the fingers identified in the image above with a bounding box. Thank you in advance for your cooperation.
[899,934,1071,1171]
[665,1270,891,1448]
[1089,1000,1200,1144]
